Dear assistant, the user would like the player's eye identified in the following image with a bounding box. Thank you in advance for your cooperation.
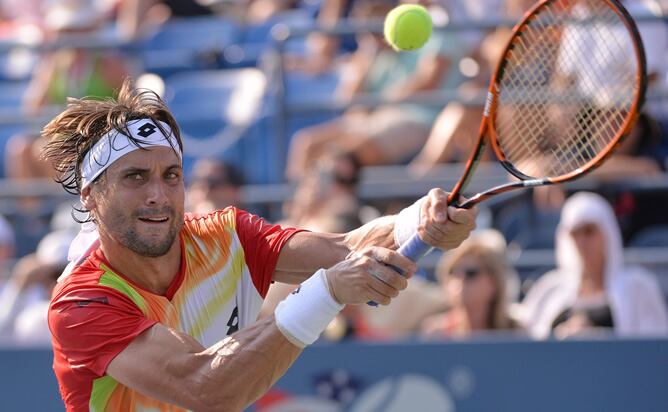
[126,173,144,181]
[165,170,181,180]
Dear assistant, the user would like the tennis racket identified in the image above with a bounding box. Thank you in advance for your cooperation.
[399,0,647,262]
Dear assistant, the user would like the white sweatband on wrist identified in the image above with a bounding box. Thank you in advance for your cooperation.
[394,196,425,247]
[274,269,344,348]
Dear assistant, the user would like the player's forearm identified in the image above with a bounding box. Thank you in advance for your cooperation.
[344,215,397,252]
[273,217,397,284]
[195,315,302,411]
[273,232,349,283]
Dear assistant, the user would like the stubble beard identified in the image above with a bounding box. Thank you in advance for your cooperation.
[120,224,180,257]
[109,207,184,257]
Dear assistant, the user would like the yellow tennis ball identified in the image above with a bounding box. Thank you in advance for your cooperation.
[384,4,433,51]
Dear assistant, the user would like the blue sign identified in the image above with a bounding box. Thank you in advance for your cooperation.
[254,339,668,412]
[1,339,667,411]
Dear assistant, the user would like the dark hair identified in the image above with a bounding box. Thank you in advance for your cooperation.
[40,78,182,222]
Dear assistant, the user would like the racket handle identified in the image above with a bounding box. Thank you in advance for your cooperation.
[367,233,433,306]
[397,232,433,262]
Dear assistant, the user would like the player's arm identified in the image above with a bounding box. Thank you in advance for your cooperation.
[106,248,415,411]
[106,315,300,412]
[273,188,477,284]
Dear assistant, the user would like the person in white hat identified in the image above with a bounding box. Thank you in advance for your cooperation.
[515,192,668,339]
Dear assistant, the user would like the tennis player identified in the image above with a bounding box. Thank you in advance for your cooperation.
[43,80,477,411]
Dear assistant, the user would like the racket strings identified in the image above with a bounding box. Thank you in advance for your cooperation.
[494,0,637,178]
[529,9,627,174]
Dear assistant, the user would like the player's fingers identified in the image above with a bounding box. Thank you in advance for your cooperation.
[365,274,395,306]
[425,188,449,223]
[367,270,401,300]
[420,220,449,241]
[364,247,417,279]
[369,261,409,292]
[447,204,478,225]
[367,286,392,306]
[419,224,451,246]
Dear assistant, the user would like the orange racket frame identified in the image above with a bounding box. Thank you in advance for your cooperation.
[448,0,647,209]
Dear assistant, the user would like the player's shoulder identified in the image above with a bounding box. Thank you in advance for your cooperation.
[49,262,147,332]
[52,252,107,302]
[49,248,143,314]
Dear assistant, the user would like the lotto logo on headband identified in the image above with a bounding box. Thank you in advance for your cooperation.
[137,122,157,138]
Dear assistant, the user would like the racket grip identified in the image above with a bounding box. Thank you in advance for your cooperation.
[397,232,433,262]
[367,233,433,306]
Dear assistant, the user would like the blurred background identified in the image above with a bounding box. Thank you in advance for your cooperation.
[0,0,667,410]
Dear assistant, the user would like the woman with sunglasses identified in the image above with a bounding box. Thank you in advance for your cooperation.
[420,230,520,338]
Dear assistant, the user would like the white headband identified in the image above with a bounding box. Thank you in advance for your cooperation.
[80,119,182,189]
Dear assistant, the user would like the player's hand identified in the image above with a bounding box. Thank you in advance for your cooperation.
[324,247,416,306]
[419,188,478,250]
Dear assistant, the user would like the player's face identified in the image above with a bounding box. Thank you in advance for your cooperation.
[89,146,185,257]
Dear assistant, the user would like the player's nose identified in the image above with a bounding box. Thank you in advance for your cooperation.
[145,177,169,206]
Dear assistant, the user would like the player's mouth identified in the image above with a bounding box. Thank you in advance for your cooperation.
[138,216,170,224]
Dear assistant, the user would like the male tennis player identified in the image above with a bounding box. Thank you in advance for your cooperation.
[43,80,477,411]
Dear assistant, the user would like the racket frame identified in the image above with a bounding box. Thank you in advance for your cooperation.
[447,0,647,209]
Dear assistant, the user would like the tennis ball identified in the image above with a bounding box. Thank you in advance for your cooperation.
[384,4,433,51]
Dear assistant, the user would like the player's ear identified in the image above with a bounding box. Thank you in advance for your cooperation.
[80,185,97,211]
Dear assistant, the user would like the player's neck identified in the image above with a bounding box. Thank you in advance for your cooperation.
[99,236,182,296]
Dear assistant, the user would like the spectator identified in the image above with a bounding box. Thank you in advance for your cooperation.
[0,214,15,277]
[0,0,43,31]
[285,0,463,181]
[186,158,245,213]
[118,0,300,39]
[244,0,299,25]
[0,229,75,345]
[284,0,357,75]
[283,150,362,232]
[420,229,520,338]
[514,192,668,339]
[5,0,131,180]
[118,0,259,40]
[0,215,16,308]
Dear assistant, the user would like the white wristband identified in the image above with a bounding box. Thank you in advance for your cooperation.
[394,196,425,247]
[274,269,344,347]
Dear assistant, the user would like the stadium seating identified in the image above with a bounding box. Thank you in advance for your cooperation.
[222,9,315,68]
[162,68,276,182]
[629,225,668,247]
[139,16,239,76]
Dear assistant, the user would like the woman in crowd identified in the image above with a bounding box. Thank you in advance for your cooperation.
[421,229,519,338]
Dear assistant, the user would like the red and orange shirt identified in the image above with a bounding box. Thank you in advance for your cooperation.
[49,207,301,411]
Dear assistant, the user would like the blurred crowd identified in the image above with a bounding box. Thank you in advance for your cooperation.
[0,0,668,346]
